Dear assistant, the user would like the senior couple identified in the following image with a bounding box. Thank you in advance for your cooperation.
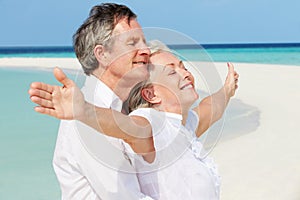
[29,3,238,200]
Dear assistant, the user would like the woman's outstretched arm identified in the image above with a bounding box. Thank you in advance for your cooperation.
[193,63,239,137]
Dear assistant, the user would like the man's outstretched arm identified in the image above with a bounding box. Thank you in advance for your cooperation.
[29,67,85,119]
[28,67,153,154]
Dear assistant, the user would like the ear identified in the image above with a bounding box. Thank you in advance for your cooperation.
[94,45,108,65]
[141,87,161,104]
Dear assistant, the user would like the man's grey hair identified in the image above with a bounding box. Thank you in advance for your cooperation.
[73,3,137,75]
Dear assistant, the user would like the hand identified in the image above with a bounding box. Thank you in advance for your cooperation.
[224,62,239,97]
[28,67,85,120]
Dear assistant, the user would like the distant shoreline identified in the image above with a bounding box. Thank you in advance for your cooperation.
[1,57,300,70]
[0,57,81,70]
[1,42,300,52]
[169,42,300,49]
[1,44,300,66]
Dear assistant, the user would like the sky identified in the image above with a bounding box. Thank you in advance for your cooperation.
[0,0,299,46]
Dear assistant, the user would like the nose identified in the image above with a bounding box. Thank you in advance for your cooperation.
[137,41,150,56]
[182,69,195,84]
[179,68,192,80]
[139,47,150,56]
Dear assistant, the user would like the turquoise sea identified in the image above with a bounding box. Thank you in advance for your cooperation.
[2,43,300,65]
[0,44,299,199]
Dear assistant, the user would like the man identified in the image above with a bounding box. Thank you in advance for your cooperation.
[31,3,153,199]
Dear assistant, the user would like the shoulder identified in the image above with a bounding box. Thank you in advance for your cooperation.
[129,108,157,119]
[129,108,159,127]
[130,108,175,134]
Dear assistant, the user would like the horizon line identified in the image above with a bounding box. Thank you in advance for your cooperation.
[1,42,300,51]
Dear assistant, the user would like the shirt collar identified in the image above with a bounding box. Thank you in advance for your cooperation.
[81,75,123,111]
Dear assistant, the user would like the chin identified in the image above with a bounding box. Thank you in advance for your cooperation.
[126,74,148,89]
[125,67,149,81]
[189,90,199,99]
[135,66,149,77]
[194,93,199,100]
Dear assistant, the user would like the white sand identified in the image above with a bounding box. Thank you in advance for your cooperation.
[209,62,300,200]
[0,57,81,69]
[1,58,300,199]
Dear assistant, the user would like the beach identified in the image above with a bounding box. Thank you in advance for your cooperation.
[1,58,300,199]
[209,62,300,200]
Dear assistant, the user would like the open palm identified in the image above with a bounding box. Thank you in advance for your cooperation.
[29,67,85,120]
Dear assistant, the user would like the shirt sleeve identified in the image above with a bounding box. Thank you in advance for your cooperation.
[128,108,186,167]
[129,108,169,135]
[125,109,164,167]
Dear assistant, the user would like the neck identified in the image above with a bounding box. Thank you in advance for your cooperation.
[181,111,189,126]
[93,69,139,102]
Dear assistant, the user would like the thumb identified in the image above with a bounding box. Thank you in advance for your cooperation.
[227,62,234,74]
[53,67,74,88]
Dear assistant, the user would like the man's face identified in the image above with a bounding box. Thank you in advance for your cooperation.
[104,18,150,87]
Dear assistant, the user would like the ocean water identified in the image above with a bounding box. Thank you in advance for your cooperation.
[1,43,300,65]
[0,68,84,199]
[0,44,299,199]
[175,46,300,66]
[0,68,60,199]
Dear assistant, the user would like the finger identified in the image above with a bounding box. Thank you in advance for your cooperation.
[34,106,50,114]
[30,96,54,108]
[28,88,52,100]
[53,67,75,88]
[235,72,239,81]
[234,72,239,78]
[34,106,57,118]
[30,82,54,93]
[227,62,235,74]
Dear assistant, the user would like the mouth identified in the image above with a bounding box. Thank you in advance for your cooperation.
[180,82,194,90]
[133,61,148,65]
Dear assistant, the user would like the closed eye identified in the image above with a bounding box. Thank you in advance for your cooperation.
[127,37,139,46]
[127,40,136,46]
[168,70,176,75]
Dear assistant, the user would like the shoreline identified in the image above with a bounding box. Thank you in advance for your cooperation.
[2,57,300,199]
[0,57,82,69]
[1,57,300,69]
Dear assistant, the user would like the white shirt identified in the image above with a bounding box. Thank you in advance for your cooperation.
[126,108,221,200]
[53,75,153,200]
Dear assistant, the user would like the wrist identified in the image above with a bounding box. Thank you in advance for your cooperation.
[223,85,232,99]
[75,101,90,121]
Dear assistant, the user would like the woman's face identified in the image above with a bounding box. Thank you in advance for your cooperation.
[149,51,199,111]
